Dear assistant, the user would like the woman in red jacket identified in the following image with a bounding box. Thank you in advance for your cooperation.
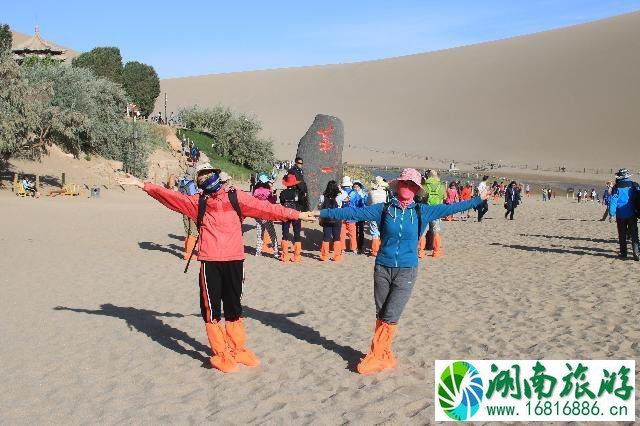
[117,164,313,373]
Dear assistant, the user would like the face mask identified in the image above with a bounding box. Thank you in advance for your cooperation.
[396,182,416,202]
[199,173,222,194]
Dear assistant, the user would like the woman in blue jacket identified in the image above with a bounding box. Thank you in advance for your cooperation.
[609,169,639,260]
[314,168,489,375]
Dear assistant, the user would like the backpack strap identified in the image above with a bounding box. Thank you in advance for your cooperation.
[378,202,391,236]
[227,188,243,222]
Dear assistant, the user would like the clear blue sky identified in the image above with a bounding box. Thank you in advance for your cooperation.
[5,0,640,79]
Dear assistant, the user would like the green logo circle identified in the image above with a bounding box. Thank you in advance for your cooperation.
[438,361,484,421]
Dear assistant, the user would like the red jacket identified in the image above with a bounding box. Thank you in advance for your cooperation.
[144,183,300,261]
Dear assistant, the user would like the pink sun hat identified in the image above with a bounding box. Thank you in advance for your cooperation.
[389,168,425,195]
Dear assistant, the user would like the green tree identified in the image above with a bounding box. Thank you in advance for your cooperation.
[0,24,12,54]
[122,61,160,117]
[72,47,123,84]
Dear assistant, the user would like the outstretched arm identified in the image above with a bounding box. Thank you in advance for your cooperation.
[116,174,198,219]
[421,189,490,222]
[319,203,385,222]
[236,190,301,222]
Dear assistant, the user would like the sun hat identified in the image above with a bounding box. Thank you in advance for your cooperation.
[194,162,220,176]
[219,171,231,182]
[615,168,632,180]
[257,173,270,184]
[372,176,388,189]
[389,168,425,195]
[282,173,301,187]
[341,176,353,187]
[184,166,196,181]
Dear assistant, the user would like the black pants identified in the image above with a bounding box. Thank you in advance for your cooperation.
[356,221,365,253]
[616,218,639,257]
[477,200,489,222]
[322,221,341,242]
[282,220,302,242]
[199,260,244,323]
[504,207,515,220]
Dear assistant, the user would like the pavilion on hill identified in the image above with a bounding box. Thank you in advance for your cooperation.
[12,26,71,63]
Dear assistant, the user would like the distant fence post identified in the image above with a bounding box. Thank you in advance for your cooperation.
[61,172,66,188]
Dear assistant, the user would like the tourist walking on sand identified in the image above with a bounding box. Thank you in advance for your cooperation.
[476,175,490,222]
[444,181,459,221]
[317,180,347,261]
[459,182,473,219]
[504,181,521,220]
[367,176,389,257]
[418,170,445,258]
[525,184,531,198]
[116,165,313,373]
[178,166,198,260]
[600,181,613,222]
[609,169,639,261]
[253,174,279,258]
[279,173,306,262]
[339,176,359,254]
[312,168,489,375]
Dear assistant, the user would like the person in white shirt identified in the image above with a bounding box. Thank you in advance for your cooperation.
[476,176,489,222]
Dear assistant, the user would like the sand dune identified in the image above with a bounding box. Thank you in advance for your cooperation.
[1,188,639,423]
[156,12,640,172]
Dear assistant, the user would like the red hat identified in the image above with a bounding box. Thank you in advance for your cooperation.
[282,173,301,187]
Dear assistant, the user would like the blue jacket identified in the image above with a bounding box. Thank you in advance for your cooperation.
[602,188,611,206]
[320,196,482,267]
[609,179,639,219]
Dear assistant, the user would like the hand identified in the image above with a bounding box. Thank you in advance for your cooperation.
[480,189,491,201]
[116,173,145,189]
[299,211,320,222]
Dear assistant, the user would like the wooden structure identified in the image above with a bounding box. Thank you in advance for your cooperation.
[12,26,71,63]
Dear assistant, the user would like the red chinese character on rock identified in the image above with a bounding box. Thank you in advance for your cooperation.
[317,125,334,153]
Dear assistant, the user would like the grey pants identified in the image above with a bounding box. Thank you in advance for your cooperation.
[373,264,418,324]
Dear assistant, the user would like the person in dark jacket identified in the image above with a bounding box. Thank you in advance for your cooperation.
[609,169,639,260]
[313,168,489,375]
[287,157,310,212]
[280,173,305,262]
[504,181,521,220]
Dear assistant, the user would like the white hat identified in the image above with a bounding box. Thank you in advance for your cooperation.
[194,162,219,175]
[219,171,231,182]
[341,176,353,187]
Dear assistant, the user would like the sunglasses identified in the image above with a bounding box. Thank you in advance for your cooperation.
[296,162,303,166]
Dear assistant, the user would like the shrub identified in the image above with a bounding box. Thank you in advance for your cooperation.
[0,24,11,54]
[122,61,160,117]
[178,105,274,171]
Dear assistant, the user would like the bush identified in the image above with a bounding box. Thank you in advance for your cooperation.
[122,61,160,117]
[72,47,123,85]
[0,24,11,54]
[178,105,274,171]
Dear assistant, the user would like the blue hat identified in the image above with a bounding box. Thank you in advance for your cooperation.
[257,174,270,184]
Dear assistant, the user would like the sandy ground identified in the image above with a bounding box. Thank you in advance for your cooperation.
[1,188,638,424]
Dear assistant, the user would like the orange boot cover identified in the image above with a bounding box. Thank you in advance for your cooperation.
[347,223,358,252]
[371,238,381,257]
[320,241,330,261]
[293,242,302,262]
[340,223,347,249]
[280,241,291,262]
[332,241,343,262]
[432,233,443,258]
[205,321,239,372]
[225,318,260,367]
[417,235,426,259]
[184,235,197,260]
[357,321,397,375]
[261,231,273,254]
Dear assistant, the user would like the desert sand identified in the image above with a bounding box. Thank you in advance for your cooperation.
[1,186,638,423]
[155,12,640,173]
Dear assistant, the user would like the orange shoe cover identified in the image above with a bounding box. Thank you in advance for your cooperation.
[225,318,260,367]
[184,235,197,260]
[371,238,381,257]
[293,242,302,262]
[432,233,443,258]
[261,231,274,254]
[417,235,426,259]
[357,321,397,375]
[280,241,291,262]
[320,241,330,261]
[332,241,343,262]
[205,321,239,372]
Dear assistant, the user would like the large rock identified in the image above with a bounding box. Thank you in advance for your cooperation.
[295,114,344,207]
